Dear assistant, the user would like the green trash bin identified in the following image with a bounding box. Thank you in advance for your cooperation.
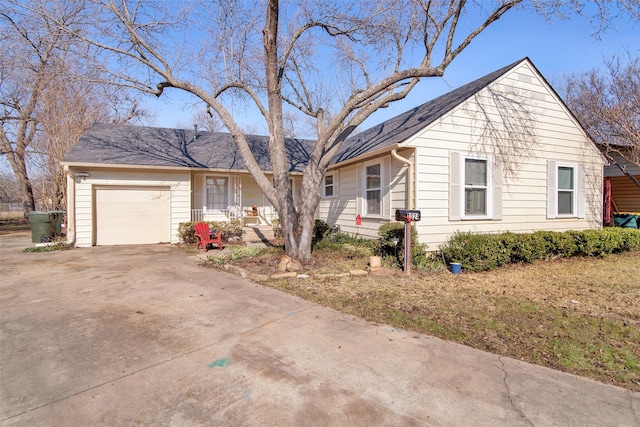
[28,211,56,243]
[49,210,65,235]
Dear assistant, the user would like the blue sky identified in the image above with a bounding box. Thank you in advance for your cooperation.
[145,5,639,134]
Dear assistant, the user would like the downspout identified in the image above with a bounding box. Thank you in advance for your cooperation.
[64,166,76,246]
[391,148,415,209]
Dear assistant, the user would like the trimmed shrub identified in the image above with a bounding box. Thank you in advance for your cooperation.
[439,228,640,272]
[404,242,429,270]
[571,228,630,257]
[376,222,427,269]
[500,232,547,263]
[440,231,508,272]
[534,230,578,258]
[313,219,331,245]
[178,220,243,244]
[377,222,406,259]
[619,228,640,251]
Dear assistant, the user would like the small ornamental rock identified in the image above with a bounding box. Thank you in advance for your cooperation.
[369,256,382,268]
[271,272,298,279]
[370,267,394,276]
[349,269,369,277]
[277,255,303,272]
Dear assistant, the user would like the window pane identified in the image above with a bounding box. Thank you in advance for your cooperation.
[366,164,380,189]
[465,188,486,215]
[558,167,574,190]
[206,176,228,210]
[324,175,334,197]
[366,190,381,215]
[465,159,487,186]
[558,190,573,214]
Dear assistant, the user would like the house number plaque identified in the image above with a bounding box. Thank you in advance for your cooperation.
[395,209,421,222]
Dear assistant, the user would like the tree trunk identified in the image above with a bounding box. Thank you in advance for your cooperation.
[12,155,36,214]
[263,0,313,263]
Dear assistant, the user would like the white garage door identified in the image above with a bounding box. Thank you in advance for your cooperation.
[95,186,171,245]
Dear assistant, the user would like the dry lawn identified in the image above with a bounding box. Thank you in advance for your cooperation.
[229,248,640,391]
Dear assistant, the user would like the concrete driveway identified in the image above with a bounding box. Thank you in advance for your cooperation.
[1,233,638,426]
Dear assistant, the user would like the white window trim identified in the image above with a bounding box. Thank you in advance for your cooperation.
[363,159,384,218]
[547,160,586,220]
[322,171,338,198]
[460,154,493,220]
[555,162,577,218]
[204,174,231,210]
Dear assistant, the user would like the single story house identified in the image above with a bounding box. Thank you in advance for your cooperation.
[62,57,605,249]
[62,126,312,246]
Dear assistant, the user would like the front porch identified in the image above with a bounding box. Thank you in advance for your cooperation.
[190,205,278,227]
[191,172,294,227]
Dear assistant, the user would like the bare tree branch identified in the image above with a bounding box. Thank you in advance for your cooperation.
[564,53,640,168]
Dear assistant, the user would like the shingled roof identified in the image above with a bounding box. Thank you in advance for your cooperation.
[63,124,314,172]
[332,58,526,163]
[63,58,526,170]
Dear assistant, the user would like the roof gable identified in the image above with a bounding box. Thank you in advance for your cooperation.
[332,58,528,164]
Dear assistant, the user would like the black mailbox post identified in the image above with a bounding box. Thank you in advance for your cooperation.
[395,209,421,275]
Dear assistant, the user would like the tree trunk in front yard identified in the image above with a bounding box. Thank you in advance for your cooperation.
[277,175,321,263]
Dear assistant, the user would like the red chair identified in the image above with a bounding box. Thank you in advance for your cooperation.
[194,222,223,252]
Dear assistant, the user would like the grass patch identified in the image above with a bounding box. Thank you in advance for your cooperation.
[24,242,74,252]
[226,250,640,391]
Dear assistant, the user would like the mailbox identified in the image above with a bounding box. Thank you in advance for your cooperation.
[395,209,421,222]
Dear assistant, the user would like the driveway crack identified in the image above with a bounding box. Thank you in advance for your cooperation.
[629,390,640,426]
[495,355,534,426]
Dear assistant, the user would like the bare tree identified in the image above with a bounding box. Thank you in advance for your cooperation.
[0,169,19,210]
[28,0,635,261]
[1,1,147,214]
[564,54,640,175]
[30,68,147,211]
[190,109,223,133]
[0,1,84,213]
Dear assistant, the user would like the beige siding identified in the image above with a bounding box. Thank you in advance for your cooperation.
[318,61,604,251]
[411,61,603,250]
[318,163,361,234]
[239,175,278,225]
[71,168,190,247]
[317,154,409,238]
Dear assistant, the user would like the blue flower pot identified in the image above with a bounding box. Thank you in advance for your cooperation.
[450,263,462,274]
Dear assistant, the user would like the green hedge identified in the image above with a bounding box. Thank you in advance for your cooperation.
[178,220,243,244]
[440,228,640,272]
[377,222,428,269]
